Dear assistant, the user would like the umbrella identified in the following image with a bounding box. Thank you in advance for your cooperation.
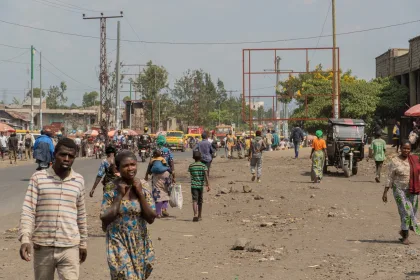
[84,129,99,137]
[405,104,420,117]
[122,129,138,136]
[108,130,117,137]
[0,123,15,132]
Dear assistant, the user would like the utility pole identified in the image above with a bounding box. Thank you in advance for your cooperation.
[39,51,42,129]
[83,12,123,136]
[30,45,34,131]
[115,21,121,130]
[275,56,281,135]
[332,0,339,119]
[129,80,132,129]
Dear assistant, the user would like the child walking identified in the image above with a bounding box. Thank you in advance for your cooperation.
[369,131,386,182]
[188,151,210,222]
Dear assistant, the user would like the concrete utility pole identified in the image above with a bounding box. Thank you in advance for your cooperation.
[332,0,339,119]
[129,81,132,129]
[275,56,281,135]
[39,51,42,129]
[30,45,34,131]
[115,21,121,130]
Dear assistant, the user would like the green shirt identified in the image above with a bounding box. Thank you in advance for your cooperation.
[370,138,386,162]
[188,162,208,189]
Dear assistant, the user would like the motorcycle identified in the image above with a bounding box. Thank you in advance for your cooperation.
[94,145,103,159]
[138,145,151,162]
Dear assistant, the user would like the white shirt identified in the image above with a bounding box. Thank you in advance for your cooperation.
[0,136,7,148]
[74,138,81,145]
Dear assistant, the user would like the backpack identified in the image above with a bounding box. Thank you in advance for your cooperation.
[409,131,418,144]
[25,137,32,148]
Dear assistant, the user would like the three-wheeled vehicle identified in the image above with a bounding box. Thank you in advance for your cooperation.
[324,118,366,177]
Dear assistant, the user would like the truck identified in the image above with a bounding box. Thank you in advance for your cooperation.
[187,126,204,135]
[215,124,234,142]
[166,130,185,152]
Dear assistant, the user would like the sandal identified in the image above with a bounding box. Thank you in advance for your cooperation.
[162,211,170,218]
[193,217,199,222]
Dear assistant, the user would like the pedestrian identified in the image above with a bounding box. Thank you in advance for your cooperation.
[24,131,33,160]
[89,146,120,197]
[310,130,327,183]
[272,130,280,151]
[195,132,215,175]
[226,131,236,159]
[248,130,266,183]
[383,141,420,245]
[392,121,401,152]
[18,142,24,160]
[369,131,386,183]
[33,129,54,171]
[74,135,81,157]
[409,126,419,151]
[145,135,174,218]
[245,136,251,157]
[188,151,210,222]
[100,150,156,279]
[8,132,18,164]
[265,130,273,151]
[291,125,304,158]
[18,138,87,279]
[0,132,7,161]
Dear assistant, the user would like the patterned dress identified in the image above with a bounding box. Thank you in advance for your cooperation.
[101,182,155,280]
[386,156,420,234]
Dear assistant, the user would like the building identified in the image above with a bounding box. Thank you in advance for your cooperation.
[246,101,265,109]
[0,105,30,130]
[376,35,420,106]
[4,98,98,132]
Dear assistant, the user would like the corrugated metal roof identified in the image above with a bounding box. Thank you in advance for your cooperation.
[7,111,29,121]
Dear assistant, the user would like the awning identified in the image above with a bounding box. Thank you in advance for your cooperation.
[0,123,15,132]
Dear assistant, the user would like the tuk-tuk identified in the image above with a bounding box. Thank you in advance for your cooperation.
[325,118,366,177]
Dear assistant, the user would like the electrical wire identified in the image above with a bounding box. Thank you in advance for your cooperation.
[0,18,420,45]
[0,50,29,64]
[31,0,83,14]
[41,54,96,89]
[0,43,30,50]
[311,1,332,61]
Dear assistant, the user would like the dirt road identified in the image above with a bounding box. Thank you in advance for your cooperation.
[0,147,419,279]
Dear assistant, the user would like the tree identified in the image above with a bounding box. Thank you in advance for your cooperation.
[26,88,46,98]
[82,91,99,107]
[70,103,78,109]
[12,97,20,105]
[123,96,130,102]
[46,81,67,109]
[374,77,408,124]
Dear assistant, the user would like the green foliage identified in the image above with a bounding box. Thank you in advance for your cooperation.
[26,88,46,98]
[82,91,99,107]
[46,81,67,109]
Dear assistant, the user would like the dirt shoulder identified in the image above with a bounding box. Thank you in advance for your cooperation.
[0,147,418,279]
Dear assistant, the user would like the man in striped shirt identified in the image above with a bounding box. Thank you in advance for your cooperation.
[18,138,88,280]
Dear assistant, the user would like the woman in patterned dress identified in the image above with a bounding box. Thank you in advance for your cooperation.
[310,130,327,183]
[383,141,420,245]
[145,135,175,218]
[100,151,157,279]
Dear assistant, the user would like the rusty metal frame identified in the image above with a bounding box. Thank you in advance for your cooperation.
[242,47,340,131]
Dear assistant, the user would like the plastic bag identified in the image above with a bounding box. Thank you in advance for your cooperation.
[169,184,183,209]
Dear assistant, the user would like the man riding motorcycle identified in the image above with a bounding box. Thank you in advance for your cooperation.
[138,127,152,159]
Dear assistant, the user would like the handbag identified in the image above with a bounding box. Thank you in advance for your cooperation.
[169,184,183,209]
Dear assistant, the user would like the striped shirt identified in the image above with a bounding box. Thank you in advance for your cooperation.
[18,168,87,249]
[188,162,208,189]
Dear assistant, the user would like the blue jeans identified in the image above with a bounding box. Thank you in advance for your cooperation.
[293,141,300,158]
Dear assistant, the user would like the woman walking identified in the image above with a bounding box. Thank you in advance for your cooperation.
[383,141,420,245]
[89,146,120,197]
[310,130,327,183]
[100,151,156,279]
[145,135,175,218]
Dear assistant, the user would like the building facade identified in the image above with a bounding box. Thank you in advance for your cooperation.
[376,35,420,106]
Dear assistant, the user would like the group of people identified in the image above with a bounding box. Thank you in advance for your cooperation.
[0,131,38,164]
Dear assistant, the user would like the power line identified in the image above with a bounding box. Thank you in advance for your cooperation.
[311,1,332,61]
[0,50,28,65]
[0,43,30,50]
[31,0,83,14]
[1,18,420,45]
[41,54,96,89]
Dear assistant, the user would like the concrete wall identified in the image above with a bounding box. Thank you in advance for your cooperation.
[394,53,409,75]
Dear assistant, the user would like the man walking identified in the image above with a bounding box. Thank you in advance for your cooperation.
[8,132,18,164]
[24,131,33,160]
[265,130,273,151]
[369,131,386,183]
[18,138,87,279]
[196,132,215,175]
[248,130,266,183]
[33,129,54,170]
[0,132,7,161]
[291,125,304,158]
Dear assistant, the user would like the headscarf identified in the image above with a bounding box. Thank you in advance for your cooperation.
[156,135,166,147]
[315,130,323,139]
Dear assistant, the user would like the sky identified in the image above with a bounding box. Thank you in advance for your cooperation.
[0,0,420,108]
